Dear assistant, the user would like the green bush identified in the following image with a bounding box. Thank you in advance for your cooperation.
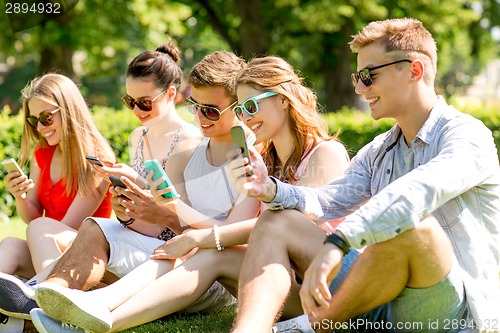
[1,100,499,217]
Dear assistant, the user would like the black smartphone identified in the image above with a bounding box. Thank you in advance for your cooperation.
[231,126,253,176]
[86,155,104,167]
[109,175,127,198]
[144,159,177,199]
[109,175,126,188]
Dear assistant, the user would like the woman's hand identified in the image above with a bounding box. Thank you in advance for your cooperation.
[5,171,34,199]
[150,229,206,259]
[227,146,275,201]
[91,162,139,184]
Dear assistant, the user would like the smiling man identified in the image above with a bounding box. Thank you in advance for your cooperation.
[229,18,500,333]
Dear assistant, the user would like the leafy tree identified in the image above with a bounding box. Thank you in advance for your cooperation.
[180,0,499,111]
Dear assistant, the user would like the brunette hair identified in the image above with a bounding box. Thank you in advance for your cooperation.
[127,42,183,93]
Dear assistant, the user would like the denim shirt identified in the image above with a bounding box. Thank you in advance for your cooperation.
[268,97,500,327]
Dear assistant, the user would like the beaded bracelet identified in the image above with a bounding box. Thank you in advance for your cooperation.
[117,216,135,228]
[213,224,224,251]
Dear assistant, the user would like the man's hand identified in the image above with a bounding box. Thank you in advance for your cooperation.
[112,176,180,228]
[300,243,344,322]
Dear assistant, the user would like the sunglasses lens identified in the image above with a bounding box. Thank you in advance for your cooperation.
[136,100,153,112]
[201,107,220,121]
[121,96,135,110]
[359,69,372,86]
[185,100,197,114]
[351,73,358,87]
[243,100,258,114]
[26,117,37,127]
[39,113,53,126]
[233,106,243,121]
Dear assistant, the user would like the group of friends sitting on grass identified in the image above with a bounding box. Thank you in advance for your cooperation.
[1,17,499,333]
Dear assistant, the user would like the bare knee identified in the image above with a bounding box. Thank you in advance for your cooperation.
[364,215,453,288]
[0,237,34,276]
[251,210,312,243]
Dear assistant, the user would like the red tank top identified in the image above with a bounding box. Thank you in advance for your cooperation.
[34,146,112,221]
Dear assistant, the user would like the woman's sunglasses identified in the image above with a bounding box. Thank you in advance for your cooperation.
[121,90,166,111]
[232,92,278,121]
[351,59,412,87]
[26,108,60,128]
[185,97,237,121]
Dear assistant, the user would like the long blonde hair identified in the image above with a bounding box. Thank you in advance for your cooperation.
[19,73,115,196]
[237,56,339,183]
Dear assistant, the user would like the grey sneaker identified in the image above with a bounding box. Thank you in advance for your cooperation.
[35,282,111,333]
[30,309,86,333]
[0,272,37,320]
[272,314,316,333]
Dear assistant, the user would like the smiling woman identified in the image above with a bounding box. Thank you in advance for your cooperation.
[0,73,116,280]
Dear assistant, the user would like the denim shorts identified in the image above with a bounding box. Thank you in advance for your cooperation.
[329,252,468,332]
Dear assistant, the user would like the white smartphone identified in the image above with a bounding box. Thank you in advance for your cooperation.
[2,158,25,177]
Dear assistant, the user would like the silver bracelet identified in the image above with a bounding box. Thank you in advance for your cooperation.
[213,224,224,251]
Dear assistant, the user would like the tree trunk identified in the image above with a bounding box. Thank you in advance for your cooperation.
[234,0,268,59]
[321,28,356,112]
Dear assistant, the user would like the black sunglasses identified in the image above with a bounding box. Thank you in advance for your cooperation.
[26,108,60,128]
[351,59,412,87]
[121,90,166,112]
[185,97,237,121]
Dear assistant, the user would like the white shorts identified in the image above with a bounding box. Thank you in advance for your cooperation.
[87,217,164,278]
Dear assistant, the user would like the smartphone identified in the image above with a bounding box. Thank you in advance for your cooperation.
[2,158,25,177]
[109,175,126,188]
[86,155,104,167]
[144,159,177,199]
[109,175,127,198]
[231,126,253,176]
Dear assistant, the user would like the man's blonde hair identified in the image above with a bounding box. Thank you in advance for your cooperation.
[349,18,437,85]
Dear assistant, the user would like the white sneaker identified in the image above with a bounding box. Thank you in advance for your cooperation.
[34,282,111,333]
[0,314,24,333]
[272,314,316,333]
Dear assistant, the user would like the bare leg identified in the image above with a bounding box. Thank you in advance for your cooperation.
[110,247,246,332]
[232,210,326,333]
[45,219,110,290]
[314,216,454,331]
[26,217,77,273]
[0,237,35,279]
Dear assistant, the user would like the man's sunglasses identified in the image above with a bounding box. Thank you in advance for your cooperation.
[26,108,60,128]
[232,92,278,121]
[185,97,237,121]
[351,59,412,87]
[121,90,166,111]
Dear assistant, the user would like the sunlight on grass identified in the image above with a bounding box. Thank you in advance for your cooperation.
[0,214,26,241]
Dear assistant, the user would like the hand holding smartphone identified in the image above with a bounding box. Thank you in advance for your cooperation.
[2,158,25,177]
[144,159,177,199]
[86,155,104,167]
[231,126,253,176]
[109,175,127,198]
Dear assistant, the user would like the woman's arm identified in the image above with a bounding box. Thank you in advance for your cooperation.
[9,156,43,223]
[151,218,257,259]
